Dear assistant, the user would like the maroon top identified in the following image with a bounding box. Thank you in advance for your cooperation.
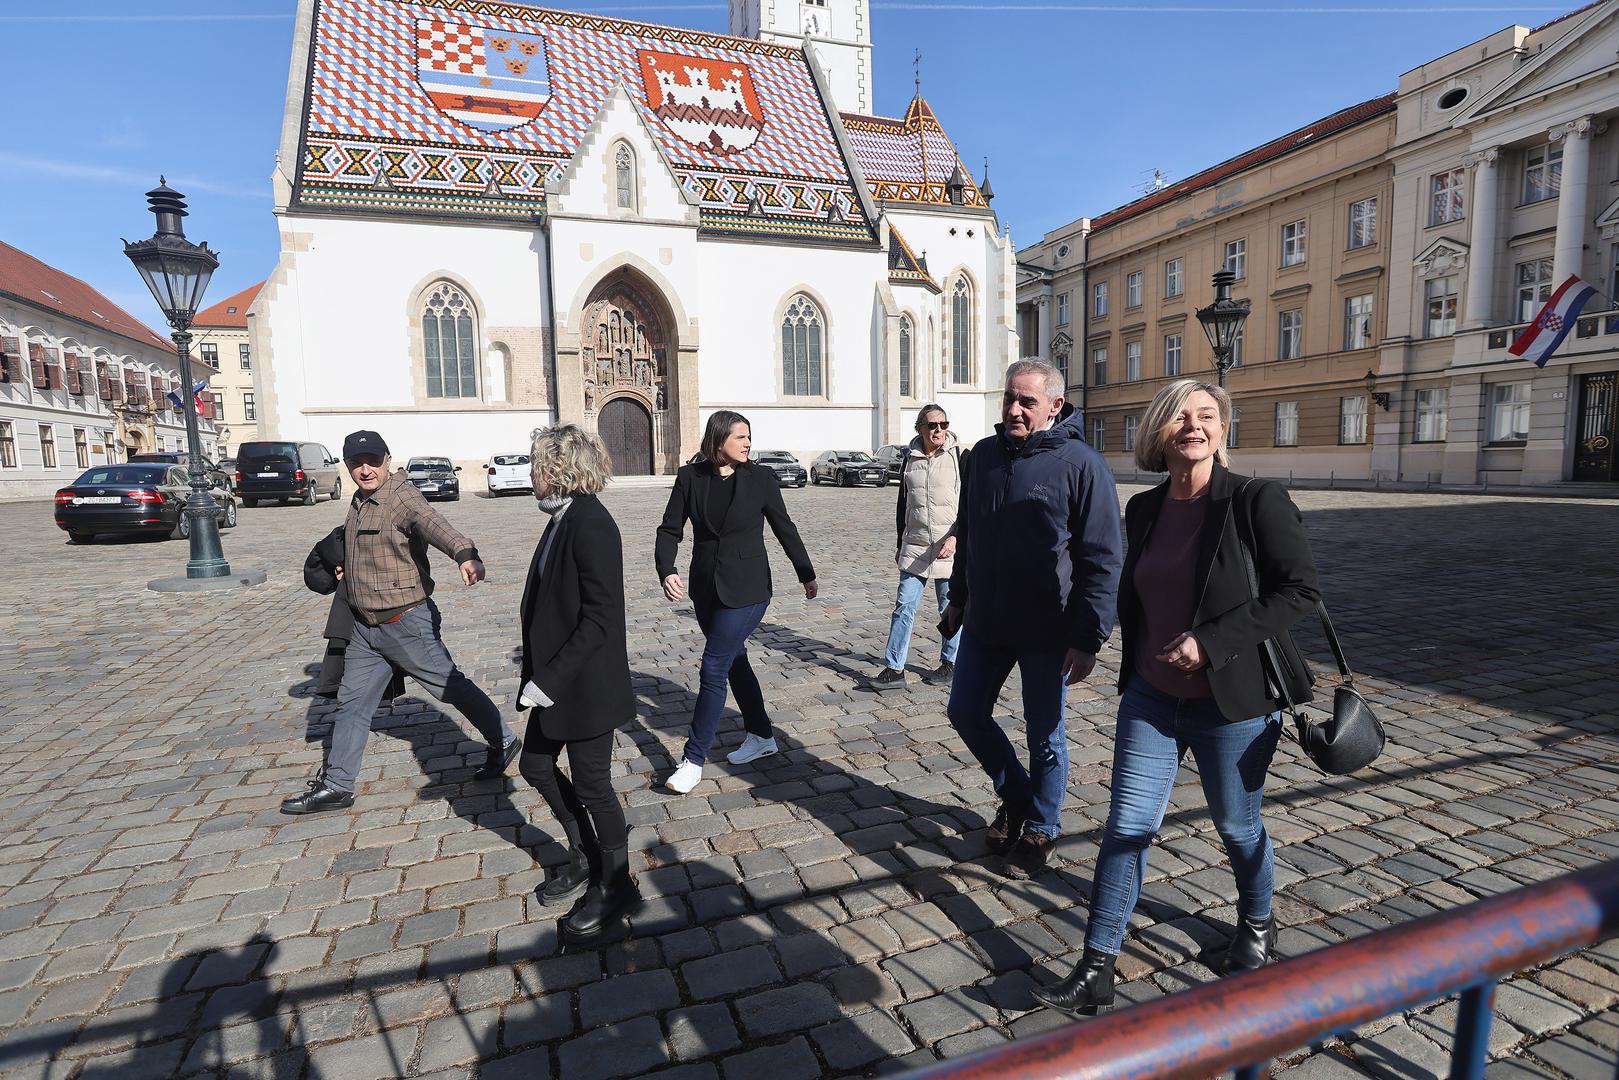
[1132,491,1213,698]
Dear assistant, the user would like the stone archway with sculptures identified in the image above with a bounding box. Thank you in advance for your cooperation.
[579,271,676,474]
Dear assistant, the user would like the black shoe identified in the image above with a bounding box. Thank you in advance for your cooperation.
[986,800,1027,853]
[562,875,643,938]
[280,778,354,815]
[923,660,955,685]
[867,667,907,690]
[1003,829,1055,879]
[1223,914,1276,974]
[475,737,520,781]
[1030,948,1117,1016]
[536,849,592,908]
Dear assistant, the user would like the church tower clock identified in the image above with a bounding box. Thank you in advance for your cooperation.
[729,0,873,114]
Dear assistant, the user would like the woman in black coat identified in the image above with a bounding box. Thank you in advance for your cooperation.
[655,410,817,794]
[1033,379,1321,1016]
[516,425,637,939]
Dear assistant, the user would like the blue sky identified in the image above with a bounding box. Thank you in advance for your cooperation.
[0,1,1574,335]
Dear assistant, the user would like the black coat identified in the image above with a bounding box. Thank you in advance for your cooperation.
[1118,464,1321,722]
[655,461,815,608]
[304,526,355,642]
[519,495,634,741]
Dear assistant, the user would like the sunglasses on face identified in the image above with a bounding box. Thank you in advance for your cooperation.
[920,420,949,431]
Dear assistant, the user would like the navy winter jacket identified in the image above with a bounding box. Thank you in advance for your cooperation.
[947,405,1123,654]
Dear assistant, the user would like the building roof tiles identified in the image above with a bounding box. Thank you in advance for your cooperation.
[193,281,266,329]
[0,240,170,351]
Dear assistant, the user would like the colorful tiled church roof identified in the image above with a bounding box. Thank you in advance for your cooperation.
[296,0,875,244]
[193,281,265,330]
[840,96,989,211]
[887,226,938,292]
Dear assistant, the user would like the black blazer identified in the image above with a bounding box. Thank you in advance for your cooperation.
[304,525,356,642]
[1118,464,1321,722]
[519,495,634,741]
[655,461,815,608]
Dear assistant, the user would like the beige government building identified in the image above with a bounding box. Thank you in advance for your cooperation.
[1019,0,1619,488]
[193,282,265,459]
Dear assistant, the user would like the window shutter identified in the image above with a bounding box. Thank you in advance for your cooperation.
[97,361,113,400]
[110,368,125,403]
[46,348,64,390]
[0,337,19,383]
[29,343,49,389]
[65,353,83,394]
[198,390,216,419]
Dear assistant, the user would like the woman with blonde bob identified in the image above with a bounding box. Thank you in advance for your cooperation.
[1033,379,1321,1015]
[515,425,638,940]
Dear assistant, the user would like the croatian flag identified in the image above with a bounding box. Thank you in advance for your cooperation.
[168,379,208,411]
[1509,275,1599,368]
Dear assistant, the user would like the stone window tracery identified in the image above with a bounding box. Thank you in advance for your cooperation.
[422,282,478,398]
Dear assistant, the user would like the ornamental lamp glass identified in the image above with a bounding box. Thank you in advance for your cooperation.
[122,179,219,326]
[1196,269,1250,360]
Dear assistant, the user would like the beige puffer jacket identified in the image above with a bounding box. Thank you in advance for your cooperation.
[895,432,963,580]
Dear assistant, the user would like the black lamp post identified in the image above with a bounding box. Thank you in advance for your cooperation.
[1195,269,1251,388]
[124,179,234,583]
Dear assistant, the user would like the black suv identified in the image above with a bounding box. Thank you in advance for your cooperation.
[235,441,343,506]
[873,445,907,484]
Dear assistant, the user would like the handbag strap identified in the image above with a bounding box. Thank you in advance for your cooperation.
[1235,478,1355,683]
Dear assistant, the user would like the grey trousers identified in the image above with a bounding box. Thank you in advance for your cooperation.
[323,600,512,793]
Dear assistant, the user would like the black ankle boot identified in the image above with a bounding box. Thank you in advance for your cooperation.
[536,848,591,907]
[1029,948,1116,1016]
[562,870,642,938]
[1223,914,1275,974]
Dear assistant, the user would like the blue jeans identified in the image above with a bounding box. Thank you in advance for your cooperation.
[1085,677,1282,955]
[945,629,1069,839]
[683,597,771,765]
[883,573,961,670]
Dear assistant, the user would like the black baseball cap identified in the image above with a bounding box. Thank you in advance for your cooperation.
[342,430,390,460]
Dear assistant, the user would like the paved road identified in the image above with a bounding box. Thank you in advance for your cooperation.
[1,481,1617,1080]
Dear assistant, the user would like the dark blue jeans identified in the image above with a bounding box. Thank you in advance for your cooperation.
[683,597,771,765]
[945,629,1069,839]
[1085,676,1282,955]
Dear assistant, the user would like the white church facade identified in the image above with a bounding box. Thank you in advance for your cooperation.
[253,0,1017,474]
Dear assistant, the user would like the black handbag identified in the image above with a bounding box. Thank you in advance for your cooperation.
[1235,481,1385,775]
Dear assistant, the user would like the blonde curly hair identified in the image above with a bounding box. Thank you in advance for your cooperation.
[529,424,613,496]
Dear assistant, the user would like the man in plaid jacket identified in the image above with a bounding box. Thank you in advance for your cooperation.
[282,430,518,814]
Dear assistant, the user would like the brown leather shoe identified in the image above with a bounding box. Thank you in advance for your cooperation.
[1003,830,1054,879]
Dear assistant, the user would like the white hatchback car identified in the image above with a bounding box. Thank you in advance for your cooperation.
[485,452,532,495]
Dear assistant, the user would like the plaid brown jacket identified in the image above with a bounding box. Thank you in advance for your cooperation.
[343,474,479,624]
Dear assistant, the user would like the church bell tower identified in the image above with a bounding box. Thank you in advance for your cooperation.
[729,0,873,115]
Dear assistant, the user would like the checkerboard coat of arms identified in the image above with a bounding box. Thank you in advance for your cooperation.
[417,19,550,132]
[637,50,765,154]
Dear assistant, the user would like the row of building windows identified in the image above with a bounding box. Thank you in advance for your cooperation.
[198,342,251,370]
[1087,381,1531,454]
[0,421,94,470]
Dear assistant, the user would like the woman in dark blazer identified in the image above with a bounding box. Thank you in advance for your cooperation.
[655,409,817,793]
[1033,379,1321,1016]
[515,425,638,940]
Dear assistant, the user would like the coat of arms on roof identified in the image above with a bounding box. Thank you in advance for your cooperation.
[416,19,551,133]
[638,50,765,155]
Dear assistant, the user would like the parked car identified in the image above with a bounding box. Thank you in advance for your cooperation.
[217,458,237,490]
[234,441,343,506]
[55,463,238,544]
[811,451,886,487]
[405,457,461,500]
[485,452,532,495]
[873,445,907,484]
[752,450,807,487]
[129,451,231,491]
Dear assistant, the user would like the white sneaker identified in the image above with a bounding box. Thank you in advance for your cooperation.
[727,734,779,765]
[665,760,704,794]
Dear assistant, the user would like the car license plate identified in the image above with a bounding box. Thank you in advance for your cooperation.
[420,484,438,491]
[258,471,278,477]
[75,496,121,504]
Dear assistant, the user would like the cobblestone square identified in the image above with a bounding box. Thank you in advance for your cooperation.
[2,482,1618,1078]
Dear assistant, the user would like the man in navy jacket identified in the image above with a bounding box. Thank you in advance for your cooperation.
[941,359,1123,878]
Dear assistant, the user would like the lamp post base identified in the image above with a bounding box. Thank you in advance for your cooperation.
[147,569,268,593]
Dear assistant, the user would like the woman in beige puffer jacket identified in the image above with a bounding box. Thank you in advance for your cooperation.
[868,405,966,689]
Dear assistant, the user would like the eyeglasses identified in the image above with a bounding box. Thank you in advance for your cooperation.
[921,421,949,431]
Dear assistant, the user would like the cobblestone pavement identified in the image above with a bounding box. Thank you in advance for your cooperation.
[2,481,1618,1080]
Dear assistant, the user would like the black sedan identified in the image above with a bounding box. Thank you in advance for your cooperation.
[753,450,807,487]
[55,463,239,544]
[404,457,461,500]
[810,451,886,487]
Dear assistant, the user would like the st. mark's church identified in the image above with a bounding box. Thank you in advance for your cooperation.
[254,0,1017,473]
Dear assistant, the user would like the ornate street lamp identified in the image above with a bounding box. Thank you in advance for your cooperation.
[125,180,263,591]
[1363,369,1391,411]
[1195,269,1251,388]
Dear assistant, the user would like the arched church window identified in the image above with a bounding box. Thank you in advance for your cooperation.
[950,277,973,385]
[781,294,824,397]
[615,144,635,211]
[422,282,478,398]
[899,315,913,398]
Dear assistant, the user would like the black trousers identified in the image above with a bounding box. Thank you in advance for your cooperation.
[518,729,627,854]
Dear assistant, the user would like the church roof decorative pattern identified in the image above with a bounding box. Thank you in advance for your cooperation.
[840,97,988,210]
[887,226,939,292]
[297,0,874,243]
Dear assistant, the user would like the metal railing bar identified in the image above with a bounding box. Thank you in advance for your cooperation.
[1448,981,1496,1080]
[894,857,1619,1080]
